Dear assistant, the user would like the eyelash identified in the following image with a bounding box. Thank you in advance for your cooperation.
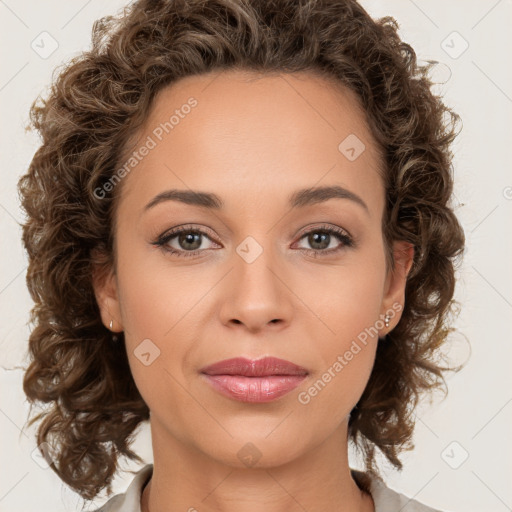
[152,224,354,259]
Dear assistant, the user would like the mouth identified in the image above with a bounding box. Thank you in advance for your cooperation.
[200,357,309,403]
[200,356,309,377]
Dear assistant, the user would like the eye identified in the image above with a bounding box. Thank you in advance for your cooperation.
[152,225,219,258]
[152,223,355,259]
[294,224,354,256]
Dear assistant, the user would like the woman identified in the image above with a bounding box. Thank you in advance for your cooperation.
[18,0,466,511]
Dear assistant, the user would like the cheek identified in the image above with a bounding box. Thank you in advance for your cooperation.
[300,250,384,397]
[308,259,385,341]
[113,242,180,393]
[298,289,380,420]
[116,234,186,340]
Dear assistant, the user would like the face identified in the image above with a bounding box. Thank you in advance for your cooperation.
[94,69,413,468]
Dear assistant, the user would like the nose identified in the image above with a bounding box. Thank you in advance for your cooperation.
[218,239,294,333]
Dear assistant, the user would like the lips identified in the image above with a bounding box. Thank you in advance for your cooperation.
[200,357,309,403]
[200,356,309,377]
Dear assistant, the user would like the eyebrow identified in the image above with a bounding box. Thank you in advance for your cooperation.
[143,185,369,214]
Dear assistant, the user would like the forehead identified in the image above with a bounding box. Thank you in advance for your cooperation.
[117,69,384,219]
[142,69,378,158]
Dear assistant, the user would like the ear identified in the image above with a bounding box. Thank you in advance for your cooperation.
[91,250,123,333]
[379,240,414,335]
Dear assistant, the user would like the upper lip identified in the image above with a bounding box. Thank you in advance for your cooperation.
[200,357,309,377]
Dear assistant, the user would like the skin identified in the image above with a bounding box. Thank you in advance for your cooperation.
[93,69,414,512]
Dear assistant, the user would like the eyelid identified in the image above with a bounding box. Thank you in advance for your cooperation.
[296,222,352,239]
[155,223,219,243]
[154,223,350,244]
[153,222,355,257]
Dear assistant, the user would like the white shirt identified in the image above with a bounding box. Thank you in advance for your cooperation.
[92,464,447,512]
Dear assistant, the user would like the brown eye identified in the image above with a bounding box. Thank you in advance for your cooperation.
[153,225,220,258]
[176,231,203,251]
[295,225,354,256]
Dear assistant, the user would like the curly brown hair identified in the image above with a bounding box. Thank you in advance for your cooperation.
[18,0,466,503]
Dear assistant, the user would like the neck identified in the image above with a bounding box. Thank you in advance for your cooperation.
[141,417,374,512]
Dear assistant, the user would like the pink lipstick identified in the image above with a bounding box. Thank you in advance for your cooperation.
[200,356,308,403]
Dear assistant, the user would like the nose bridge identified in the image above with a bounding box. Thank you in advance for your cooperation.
[234,232,282,297]
[221,230,292,329]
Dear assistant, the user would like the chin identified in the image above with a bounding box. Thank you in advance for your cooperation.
[194,429,311,469]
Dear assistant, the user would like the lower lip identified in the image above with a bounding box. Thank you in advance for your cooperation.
[202,374,307,403]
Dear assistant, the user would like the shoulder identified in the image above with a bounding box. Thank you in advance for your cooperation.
[91,465,153,512]
[351,469,449,512]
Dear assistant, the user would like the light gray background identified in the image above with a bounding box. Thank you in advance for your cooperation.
[1,1,511,511]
